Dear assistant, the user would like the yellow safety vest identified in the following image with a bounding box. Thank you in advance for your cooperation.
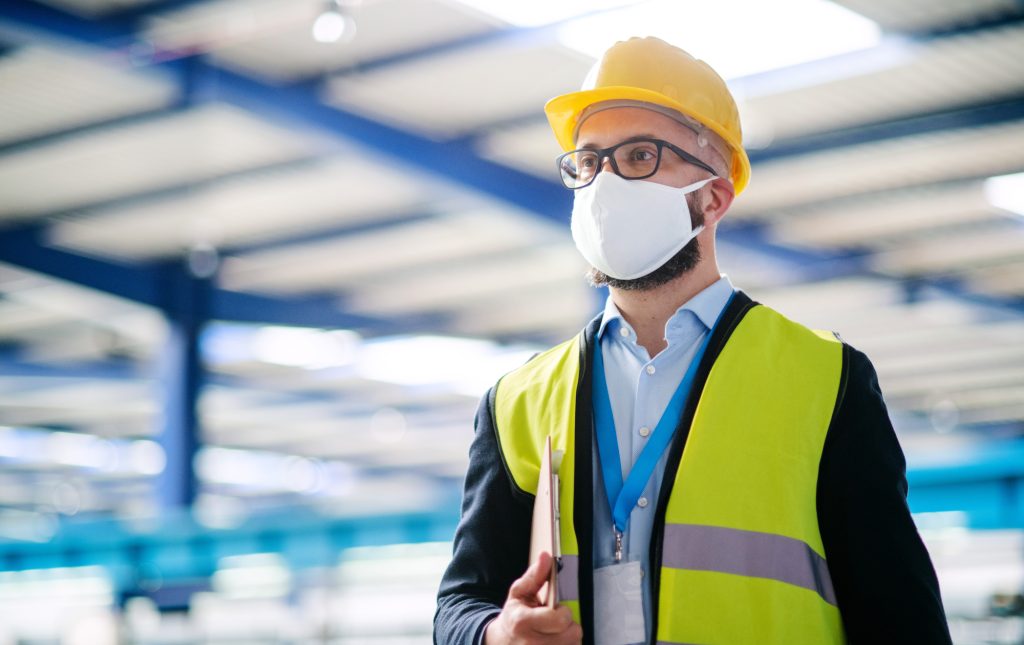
[492,302,847,644]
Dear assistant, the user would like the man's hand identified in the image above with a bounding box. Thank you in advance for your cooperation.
[484,551,583,644]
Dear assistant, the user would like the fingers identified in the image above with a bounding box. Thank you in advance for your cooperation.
[508,551,553,604]
[557,620,584,644]
[495,606,582,644]
[524,604,574,635]
[495,554,582,644]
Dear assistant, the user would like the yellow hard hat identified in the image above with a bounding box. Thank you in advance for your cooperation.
[544,36,751,195]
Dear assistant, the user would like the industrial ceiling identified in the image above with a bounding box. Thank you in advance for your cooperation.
[0,0,1022,534]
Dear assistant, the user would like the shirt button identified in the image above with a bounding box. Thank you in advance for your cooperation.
[637,497,649,508]
[619,327,629,337]
[645,365,656,375]
[638,426,650,437]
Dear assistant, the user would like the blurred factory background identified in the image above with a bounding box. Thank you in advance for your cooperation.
[0,0,1022,642]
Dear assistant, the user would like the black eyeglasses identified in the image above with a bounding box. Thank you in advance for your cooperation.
[556,137,717,190]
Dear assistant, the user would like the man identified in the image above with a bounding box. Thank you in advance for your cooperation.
[435,36,952,644]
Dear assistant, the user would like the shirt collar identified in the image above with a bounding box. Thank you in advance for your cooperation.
[597,274,735,341]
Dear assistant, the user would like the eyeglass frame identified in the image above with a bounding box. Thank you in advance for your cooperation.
[555,136,718,190]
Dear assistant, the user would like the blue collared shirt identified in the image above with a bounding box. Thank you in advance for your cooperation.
[592,275,735,642]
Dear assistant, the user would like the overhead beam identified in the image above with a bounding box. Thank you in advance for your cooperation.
[207,67,571,223]
[155,266,207,509]
[721,221,1024,315]
[3,0,572,225]
[0,222,162,307]
[0,222,391,329]
[0,346,144,381]
[3,0,1021,321]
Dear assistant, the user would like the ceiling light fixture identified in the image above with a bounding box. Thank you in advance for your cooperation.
[312,0,357,44]
[984,171,1024,218]
[557,0,881,80]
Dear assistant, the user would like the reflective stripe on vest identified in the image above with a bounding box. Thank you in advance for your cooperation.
[493,304,846,644]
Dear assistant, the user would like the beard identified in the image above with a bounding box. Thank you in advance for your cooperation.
[586,193,705,292]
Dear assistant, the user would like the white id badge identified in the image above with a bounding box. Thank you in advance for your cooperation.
[593,560,646,645]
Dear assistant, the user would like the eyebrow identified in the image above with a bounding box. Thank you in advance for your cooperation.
[577,134,660,150]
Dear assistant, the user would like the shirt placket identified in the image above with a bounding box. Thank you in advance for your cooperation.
[625,349,659,558]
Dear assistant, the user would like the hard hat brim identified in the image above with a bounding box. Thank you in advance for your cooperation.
[545,86,751,195]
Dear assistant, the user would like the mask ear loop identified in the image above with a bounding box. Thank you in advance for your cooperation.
[680,176,717,237]
[677,175,718,194]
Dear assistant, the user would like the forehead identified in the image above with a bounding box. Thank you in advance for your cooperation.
[575,106,696,148]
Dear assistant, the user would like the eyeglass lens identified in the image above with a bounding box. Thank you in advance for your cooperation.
[559,140,661,188]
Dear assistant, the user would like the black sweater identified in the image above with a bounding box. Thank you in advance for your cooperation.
[434,292,952,644]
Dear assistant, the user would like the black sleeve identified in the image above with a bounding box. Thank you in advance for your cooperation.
[434,388,534,644]
[817,346,953,644]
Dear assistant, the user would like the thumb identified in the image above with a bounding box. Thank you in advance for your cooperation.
[509,551,553,602]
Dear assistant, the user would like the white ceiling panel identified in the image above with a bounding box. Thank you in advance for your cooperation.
[346,244,586,314]
[2,0,1024,518]
[833,0,1019,33]
[849,319,1024,358]
[477,121,564,179]
[731,120,1024,217]
[0,268,166,346]
[50,157,438,260]
[871,221,1024,275]
[0,104,316,219]
[881,340,1024,377]
[220,208,565,293]
[324,40,592,137]
[454,280,597,339]
[144,0,499,81]
[0,380,155,428]
[770,182,1005,249]
[737,24,1024,143]
[0,46,177,146]
[965,261,1024,296]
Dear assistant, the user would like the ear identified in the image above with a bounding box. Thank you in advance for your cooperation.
[702,177,735,227]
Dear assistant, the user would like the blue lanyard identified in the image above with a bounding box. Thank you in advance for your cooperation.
[592,295,733,553]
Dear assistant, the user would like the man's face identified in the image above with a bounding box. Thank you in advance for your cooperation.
[574,107,713,291]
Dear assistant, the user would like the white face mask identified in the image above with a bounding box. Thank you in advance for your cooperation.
[570,172,716,281]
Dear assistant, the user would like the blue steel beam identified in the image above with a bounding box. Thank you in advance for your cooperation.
[0,0,137,45]
[3,0,1021,317]
[0,346,144,381]
[720,221,871,282]
[206,66,572,224]
[0,221,391,329]
[155,266,207,509]
[0,222,163,307]
[720,220,1024,315]
[3,0,571,222]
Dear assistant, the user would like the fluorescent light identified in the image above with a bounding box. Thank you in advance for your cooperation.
[312,8,355,43]
[252,326,359,369]
[355,335,496,387]
[451,0,635,27]
[558,0,881,80]
[985,171,1024,217]
[354,334,538,396]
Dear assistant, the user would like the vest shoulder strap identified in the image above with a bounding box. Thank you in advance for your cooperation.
[493,334,582,495]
